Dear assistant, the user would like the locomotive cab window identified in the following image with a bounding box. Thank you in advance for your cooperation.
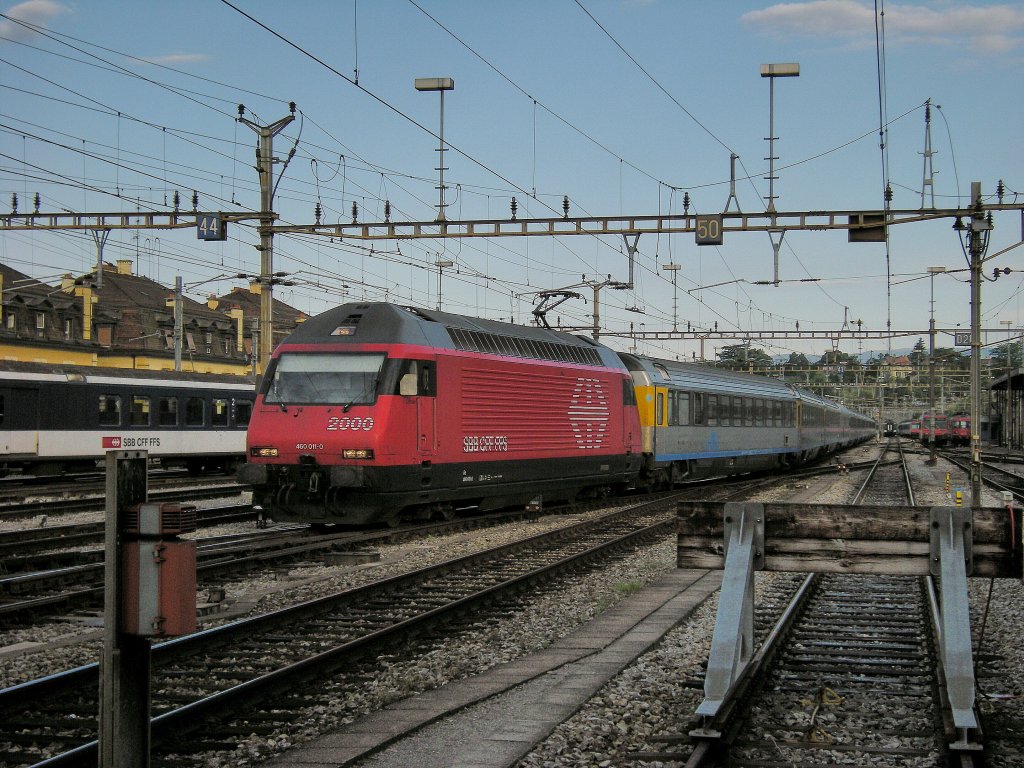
[394,359,436,397]
[99,395,121,426]
[264,352,386,405]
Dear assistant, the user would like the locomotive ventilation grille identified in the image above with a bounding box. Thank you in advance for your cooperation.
[447,328,602,366]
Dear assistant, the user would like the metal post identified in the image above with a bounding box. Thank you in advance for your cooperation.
[415,78,455,222]
[100,451,149,768]
[964,181,991,509]
[927,266,945,464]
[238,107,295,374]
[662,262,681,331]
[435,258,453,311]
[761,63,799,214]
[173,276,183,372]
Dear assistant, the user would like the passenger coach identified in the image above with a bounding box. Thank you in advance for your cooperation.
[0,361,255,475]
[621,356,874,488]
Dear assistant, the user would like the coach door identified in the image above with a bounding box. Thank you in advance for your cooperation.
[0,385,39,457]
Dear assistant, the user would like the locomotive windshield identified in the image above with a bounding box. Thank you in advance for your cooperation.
[263,352,386,405]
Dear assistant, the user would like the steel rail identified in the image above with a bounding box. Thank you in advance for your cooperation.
[9,508,674,767]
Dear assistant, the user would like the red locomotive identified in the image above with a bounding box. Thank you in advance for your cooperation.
[239,303,642,526]
[918,412,950,446]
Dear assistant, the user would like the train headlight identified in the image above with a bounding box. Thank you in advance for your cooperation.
[250,447,279,457]
[342,449,374,459]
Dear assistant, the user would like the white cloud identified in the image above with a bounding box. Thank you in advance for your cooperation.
[0,0,69,42]
[742,1,1024,55]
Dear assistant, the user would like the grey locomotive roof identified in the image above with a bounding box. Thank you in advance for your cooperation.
[280,302,626,369]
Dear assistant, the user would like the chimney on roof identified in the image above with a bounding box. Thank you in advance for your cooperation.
[249,280,262,295]
[116,260,133,276]
[207,294,219,310]
[61,273,75,293]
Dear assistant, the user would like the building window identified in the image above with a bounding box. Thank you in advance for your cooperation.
[5,313,15,331]
[35,312,45,331]
[64,319,73,340]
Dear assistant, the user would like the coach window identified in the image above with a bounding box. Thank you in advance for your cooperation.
[743,398,753,426]
[707,395,719,426]
[692,393,705,425]
[130,396,150,426]
[656,391,665,427]
[754,399,764,427]
[675,392,690,426]
[212,398,229,427]
[158,397,178,426]
[234,399,253,426]
[99,395,121,426]
[185,397,205,426]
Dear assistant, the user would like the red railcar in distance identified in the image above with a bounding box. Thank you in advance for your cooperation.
[949,413,971,447]
[239,303,642,526]
[918,412,949,446]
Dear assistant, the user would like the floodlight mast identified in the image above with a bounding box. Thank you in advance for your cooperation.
[761,63,799,286]
[415,77,455,222]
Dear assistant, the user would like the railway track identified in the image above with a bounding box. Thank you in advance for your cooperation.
[650,440,987,767]
[0,504,561,626]
[0,450,871,629]
[0,477,245,522]
[0,499,677,767]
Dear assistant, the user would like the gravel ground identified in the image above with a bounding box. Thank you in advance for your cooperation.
[515,441,1024,767]
[4,442,1022,767]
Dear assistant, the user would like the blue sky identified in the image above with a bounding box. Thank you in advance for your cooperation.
[1,0,1022,362]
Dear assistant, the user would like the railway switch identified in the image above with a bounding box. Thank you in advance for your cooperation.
[121,502,197,637]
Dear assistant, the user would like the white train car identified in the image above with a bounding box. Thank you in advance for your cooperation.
[0,361,255,476]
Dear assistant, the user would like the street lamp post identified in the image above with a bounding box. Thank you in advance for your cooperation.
[927,266,946,463]
[661,263,681,331]
[435,259,453,311]
[415,77,455,222]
